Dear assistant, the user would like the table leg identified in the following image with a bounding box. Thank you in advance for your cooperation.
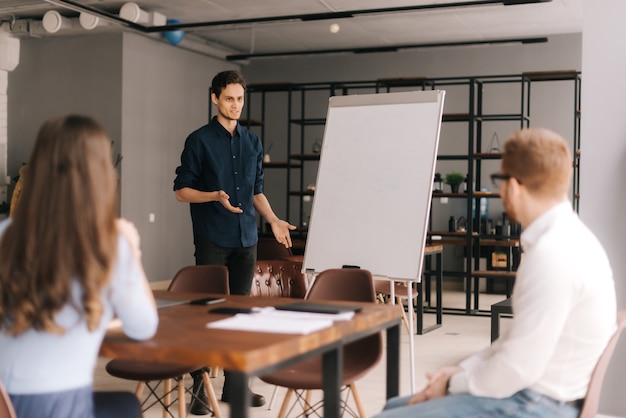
[436,252,442,325]
[416,280,424,334]
[322,346,342,418]
[416,252,443,335]
[386,324,400,400]
[406,285,416,392]
[229,371,250,418]
[491,310,501,342]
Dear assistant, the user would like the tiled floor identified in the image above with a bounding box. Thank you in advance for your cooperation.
[94,290,514,417]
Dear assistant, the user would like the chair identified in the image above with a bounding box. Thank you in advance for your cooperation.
[105,265,229,418]
[257,236,294,260]
[251,259,307,299]
[260,268,382,418]
[579,310,626,418]
[0,380,17,418]
[374,279,417,334]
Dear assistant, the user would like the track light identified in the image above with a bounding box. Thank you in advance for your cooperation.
[79,12,108,30]
[42,10,73,33]
[119,2,149,24]
[119,2,166,26]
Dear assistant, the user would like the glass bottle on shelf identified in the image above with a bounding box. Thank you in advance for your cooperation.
[433,173,443,192]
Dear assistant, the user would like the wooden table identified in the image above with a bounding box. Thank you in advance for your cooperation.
[417,244,443,334]
[101,292,402,418]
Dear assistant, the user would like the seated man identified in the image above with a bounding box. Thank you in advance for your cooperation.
[376,128,616,418]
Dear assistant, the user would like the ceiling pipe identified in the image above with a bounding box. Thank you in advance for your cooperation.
[226,37,549,61]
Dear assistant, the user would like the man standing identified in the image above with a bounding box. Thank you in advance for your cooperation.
[174,70,295,413]
[376,128,616,418]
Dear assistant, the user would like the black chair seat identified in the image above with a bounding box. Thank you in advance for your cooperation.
[105,360,198,381]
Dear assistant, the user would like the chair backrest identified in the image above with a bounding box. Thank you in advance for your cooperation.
[0,380,17,418]
[307,268,382,381]
[579,310,626,418]
[250,260,307,298]
[167,265,230,295]
[257,236,293,260]
[307,268,376,302]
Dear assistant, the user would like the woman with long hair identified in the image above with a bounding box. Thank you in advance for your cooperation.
[0,115,158,418]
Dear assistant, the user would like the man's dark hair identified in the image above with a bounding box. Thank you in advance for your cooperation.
[211,70,246,98]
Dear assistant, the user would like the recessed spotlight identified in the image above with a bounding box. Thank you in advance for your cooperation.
[329,23,340,34]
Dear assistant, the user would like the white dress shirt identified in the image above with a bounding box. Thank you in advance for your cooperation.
[448,201,616,401]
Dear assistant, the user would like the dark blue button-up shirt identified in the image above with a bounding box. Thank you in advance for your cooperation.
[173,117,264,248]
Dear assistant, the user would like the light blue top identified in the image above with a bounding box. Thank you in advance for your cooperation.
[0,218,159,394]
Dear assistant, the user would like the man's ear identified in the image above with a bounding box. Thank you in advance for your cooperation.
[211,92,218,105]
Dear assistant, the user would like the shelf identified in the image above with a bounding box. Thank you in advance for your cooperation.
[290,153,321,161]
[437,154,470,161]
[429,230,478,237]
[239,118,263,126]
[234,71,579,317]
[263,161,301,169]
[473,152,503,159]
[470,270,516,278]
[289,190,315,196]
[475,114,530,122]
[473,191,500,198]
[432,192,468,198]
[430,237,467,246]
[477,238,520,247]
[433,191,500,198]
[522,70,579,81]
[290,118,326,126]
[442,113,470,122]
[376,77,428,87]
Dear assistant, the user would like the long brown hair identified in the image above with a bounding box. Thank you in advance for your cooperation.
[0,115,118,335]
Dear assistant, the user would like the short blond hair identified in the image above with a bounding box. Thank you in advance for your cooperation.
[501,128,572,198]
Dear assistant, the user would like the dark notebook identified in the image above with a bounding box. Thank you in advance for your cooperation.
[275,301,362,315]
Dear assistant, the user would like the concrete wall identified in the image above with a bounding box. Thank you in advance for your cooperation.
[8,33,123,176]
[581,1,626,415]
[7,32,237,281]
[119,32,238,281]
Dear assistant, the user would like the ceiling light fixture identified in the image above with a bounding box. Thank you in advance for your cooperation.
[79,12,108,30]
[41,10,73,33]
[226,37,548,61]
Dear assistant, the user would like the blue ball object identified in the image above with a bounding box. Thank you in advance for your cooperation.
[163,19,185,46]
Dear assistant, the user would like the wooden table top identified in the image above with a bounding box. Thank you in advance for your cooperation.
[100,292,401,375]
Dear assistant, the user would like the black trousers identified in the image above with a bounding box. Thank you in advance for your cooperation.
[193,235,257,296]
[192,236,257,394]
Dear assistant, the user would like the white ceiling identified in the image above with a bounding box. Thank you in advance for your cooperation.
[0,0,583,60]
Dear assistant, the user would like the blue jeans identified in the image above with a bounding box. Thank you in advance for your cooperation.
[374,389,581,418]
[10,387,140,418]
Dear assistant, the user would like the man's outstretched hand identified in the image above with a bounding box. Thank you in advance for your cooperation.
[271,219,297,248]
[217,190,243,214]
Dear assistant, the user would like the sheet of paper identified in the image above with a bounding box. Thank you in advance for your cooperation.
[206,311,333,334]
[262,308,354,322]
